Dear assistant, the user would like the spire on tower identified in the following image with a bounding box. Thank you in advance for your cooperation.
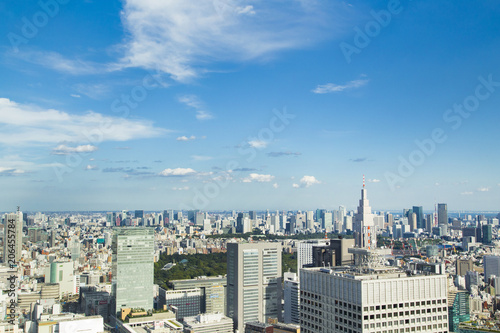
[363,175,365,188]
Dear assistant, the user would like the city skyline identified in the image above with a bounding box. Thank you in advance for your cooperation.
[1,1,500,211]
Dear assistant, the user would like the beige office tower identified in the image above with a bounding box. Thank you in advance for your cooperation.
[226,242,282,332]
[3,211,23,266]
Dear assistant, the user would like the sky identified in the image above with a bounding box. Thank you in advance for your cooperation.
[1,0,500,212]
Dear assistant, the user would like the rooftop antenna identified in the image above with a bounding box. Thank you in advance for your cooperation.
[17,206,20,212]
[363,175,365,188]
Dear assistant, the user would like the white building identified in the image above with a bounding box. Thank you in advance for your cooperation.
[283,272,300,325]
[297,239,329,274]
[300,266,448,333]
[182,312,233,333]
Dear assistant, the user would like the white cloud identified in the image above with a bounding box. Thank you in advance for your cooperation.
[192,155,213,161]
[292,183,300,188]
[53,144,98,155]
[273,183,279,189]
[367,179,380,183]
[118,0,344,81]
[243,173,275,183]
[179,95,213,120]
[248,140,268,149]
[85,165,99,170]
[461,192,473,195]
[312,79,369,94]
[176,135,197,141]
[299,175,320,187]
[172,186,190,191]
[0,98,168,145]
[159,168,197,176]
[477,187,490,192]
[70,94,81,98]
[12,50,107,75]
[0,167,25,176]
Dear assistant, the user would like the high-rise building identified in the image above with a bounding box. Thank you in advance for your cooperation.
[483,255,500,283]
[3,210,23,266]
[448,290,470,332]
[321,211,333,230]
[297,239,329,273]
[111,227,154,317]
[134,210,144,218]
[226,242,282,332]
[354,184,376,249]
[300,266,448,333]
[482,224,492,244]
[438,203,448,226]
[413,206,424,229]
[283,272,300,325]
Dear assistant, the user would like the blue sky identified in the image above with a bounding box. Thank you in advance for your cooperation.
[1,0,500,212]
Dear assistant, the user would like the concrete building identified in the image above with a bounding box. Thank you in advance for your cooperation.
[456,258,473,276]
[158,288,202,320]
[45,261,75,297]
[484,255,500,283]
[171,276,226,315]
[300,265,448,333]
[182,312,233,333]
[297,240,329,273]
[112,227,154,317]
[227,242,282,333]
[283,272,300,325]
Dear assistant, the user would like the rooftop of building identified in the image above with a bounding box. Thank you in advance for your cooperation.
[303,265,444,280]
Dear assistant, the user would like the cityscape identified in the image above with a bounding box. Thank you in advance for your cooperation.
[1,1,500,333]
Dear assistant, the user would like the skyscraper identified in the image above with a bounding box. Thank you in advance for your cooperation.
[483,255,500,283]
[3,210,23,266]
[111,227,154,317]
[226,242,282,332]
[482,224,492,244]
[412,206,424,229]
[353,184,376,249]
[438,203,448,226]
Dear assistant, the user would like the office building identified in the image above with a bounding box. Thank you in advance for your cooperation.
[354,184,377,249]
[283,272,300,325]
[3,210,23,265]
[297,239,329,273]
[300,265,448,333]
[482,224,492,244]
[448,290,470,332]
[438,204,448,226]
[111,227,154,317]
[413,206,424,229]
[159,288,202,320]
[483,255,500,283]
[456,258,473,276]
[171,276,226,314]
[182,313,233,333]
[134,210,144,218]
[226,242,282,333]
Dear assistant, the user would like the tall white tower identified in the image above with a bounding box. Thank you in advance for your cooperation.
[354,176,377,249]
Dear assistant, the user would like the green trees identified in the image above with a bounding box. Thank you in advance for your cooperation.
[154,253,227,289]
